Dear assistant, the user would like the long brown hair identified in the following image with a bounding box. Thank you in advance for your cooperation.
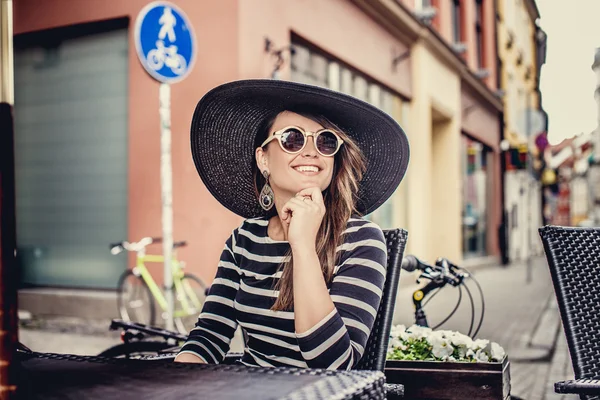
[253,107,367,311]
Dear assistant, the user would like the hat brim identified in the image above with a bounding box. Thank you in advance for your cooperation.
[191,79,410,219]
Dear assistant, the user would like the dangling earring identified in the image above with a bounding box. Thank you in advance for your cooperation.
[259,170,274,211]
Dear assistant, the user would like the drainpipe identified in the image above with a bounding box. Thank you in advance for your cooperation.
[0,0,19,398]
[494,0,509,265]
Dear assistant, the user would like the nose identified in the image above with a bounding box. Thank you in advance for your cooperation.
[301,134,318,157]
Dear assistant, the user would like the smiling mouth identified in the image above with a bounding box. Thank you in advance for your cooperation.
[293,166,320,174]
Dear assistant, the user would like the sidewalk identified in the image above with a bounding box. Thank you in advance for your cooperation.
[393,256,577,400]
[18,314,246,355]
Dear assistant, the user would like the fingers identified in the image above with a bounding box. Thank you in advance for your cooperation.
[281,198,303,221]
[295,187,324,205]
[282,197,318,220]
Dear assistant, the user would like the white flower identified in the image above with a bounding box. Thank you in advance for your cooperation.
[390,324,406,338]
[474,349,491,363]
[471,339,489,351]
[438,330,455,339]
[455,345,468,359]
[427,331,447,346]
[389,338,403,349]
[386,324,505,363]
[432,341,454,359]
[491,342,506,361]
[406,324,432,340]
[429,333,454,359]
[449,332,473,348]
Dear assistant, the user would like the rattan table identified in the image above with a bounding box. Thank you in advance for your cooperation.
[16,352,386,399]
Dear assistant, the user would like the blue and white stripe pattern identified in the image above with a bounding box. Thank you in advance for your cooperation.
[178,217,387,370]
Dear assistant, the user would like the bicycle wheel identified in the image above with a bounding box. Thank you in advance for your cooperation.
[98,341,177,359]
[174,273,207,334]
[117,270,156,326]
[147,49,164,70]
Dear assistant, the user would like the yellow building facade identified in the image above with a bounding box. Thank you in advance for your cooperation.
[497,0,541,146]
[497,0,545,261]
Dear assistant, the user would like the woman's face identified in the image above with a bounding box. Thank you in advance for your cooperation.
[255,111,336,200]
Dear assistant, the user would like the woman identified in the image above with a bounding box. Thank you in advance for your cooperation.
[175,79,409,370]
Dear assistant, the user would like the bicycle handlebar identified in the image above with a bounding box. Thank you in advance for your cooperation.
[402,255,468,286]
[109,319,188,342]
[408,254,485,338]
[109,237,187,254]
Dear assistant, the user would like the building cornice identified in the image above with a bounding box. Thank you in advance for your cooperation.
[524,0,540,22]
[351,0,503,112]
[592,49,600,71]
[350,0,422,45]
[422,26,504,111]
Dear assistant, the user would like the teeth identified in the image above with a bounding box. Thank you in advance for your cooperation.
[295,166,319,172]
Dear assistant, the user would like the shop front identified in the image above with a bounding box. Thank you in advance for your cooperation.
[460,87,502,261]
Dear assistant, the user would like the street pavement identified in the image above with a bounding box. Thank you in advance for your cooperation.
[18,256,578,399]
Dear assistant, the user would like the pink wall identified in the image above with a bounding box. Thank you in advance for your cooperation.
[401,0,498,91]
[238,0,413,99]
[433,0,453,43]
[483,0,497,90]
[461,89,500,151]
[460,0,497,90]
[398,0,417,12]
[13,0,414,286]
[14,0,242,285]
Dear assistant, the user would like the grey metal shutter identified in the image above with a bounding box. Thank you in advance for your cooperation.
[14,25,128,288]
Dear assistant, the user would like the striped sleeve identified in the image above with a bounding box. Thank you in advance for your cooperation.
[295,221,387,370]
[178,229,241,363]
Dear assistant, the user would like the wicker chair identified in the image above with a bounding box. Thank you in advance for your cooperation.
[539,225,600,399]
[355,228,407,371]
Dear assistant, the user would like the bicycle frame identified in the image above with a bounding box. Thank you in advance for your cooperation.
[132,252,203,318]
[412,278,447,328]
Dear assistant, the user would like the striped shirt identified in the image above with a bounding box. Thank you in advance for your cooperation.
[178,216,387,370]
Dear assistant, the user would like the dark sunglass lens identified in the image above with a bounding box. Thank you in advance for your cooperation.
[316,131,339,155]
[280,128,305,152]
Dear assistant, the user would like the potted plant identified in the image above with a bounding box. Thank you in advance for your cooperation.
[385,325,511,400]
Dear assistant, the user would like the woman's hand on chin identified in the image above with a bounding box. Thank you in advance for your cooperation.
[280,187,325,251]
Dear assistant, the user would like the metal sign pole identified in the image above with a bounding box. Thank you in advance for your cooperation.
[135,2,196,332]
[159,83,174,331]
[0,0,19,398]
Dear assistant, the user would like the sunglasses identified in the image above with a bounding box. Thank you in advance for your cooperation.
[260,126,345,157]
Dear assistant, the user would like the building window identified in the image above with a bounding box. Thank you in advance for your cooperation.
[475,0,485,69]
[452,0,461,43]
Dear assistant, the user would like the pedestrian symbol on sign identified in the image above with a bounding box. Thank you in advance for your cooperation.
[158,7,176,42]
[135,2,196,84]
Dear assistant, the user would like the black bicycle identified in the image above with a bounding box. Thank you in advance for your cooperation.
[401,255,485,338]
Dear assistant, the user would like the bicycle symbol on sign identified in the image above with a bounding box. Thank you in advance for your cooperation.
[147,40,187,75]
[145,7,187,75]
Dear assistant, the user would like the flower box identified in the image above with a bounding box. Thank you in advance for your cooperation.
[384,356,511,400]
[384,325,511,399]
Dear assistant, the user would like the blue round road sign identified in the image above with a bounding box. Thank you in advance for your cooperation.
[134,1,196,84]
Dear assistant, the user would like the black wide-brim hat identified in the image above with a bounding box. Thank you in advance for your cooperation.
[190,79,410,219]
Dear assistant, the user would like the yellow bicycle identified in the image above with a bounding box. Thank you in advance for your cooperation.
[110,237,207,334]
